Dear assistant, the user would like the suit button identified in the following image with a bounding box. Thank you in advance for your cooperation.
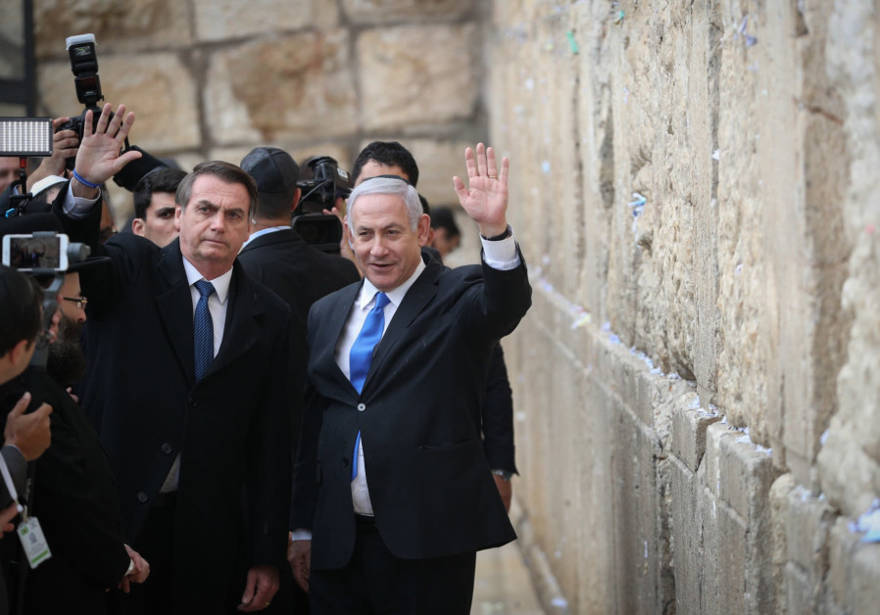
[136,491,149,504]
[189,397,198,408]
[160,442,173,455]
[357,403,366,412]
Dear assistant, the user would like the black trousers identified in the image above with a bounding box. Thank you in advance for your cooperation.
[310,516,476,615]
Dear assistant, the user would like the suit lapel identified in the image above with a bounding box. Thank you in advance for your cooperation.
[363,264,441,393]
[154,241,196,387]
[207,262,261,378]
[313,282,363,397]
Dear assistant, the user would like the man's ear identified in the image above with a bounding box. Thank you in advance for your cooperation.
[290,188,302,213]
[174,206,182,232]
[416,213,431,247]
[131,218,145,236]
[9,338,32,367]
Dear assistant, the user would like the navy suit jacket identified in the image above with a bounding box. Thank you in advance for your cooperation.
[294,252,531,569]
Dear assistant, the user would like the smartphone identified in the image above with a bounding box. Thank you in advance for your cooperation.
[1,234,68,272]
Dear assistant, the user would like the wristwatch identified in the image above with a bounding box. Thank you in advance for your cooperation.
[491,469,513,480]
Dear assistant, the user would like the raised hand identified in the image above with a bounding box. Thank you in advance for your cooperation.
[72,103,141,193]
[452,143,510,237]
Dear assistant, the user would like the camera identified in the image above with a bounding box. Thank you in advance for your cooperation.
[293,156,352,254]
[55,33,166,189]
[56,34,103,171]
[2,232,90,273]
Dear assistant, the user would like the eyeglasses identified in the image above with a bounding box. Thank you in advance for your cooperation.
[62,296,88,310]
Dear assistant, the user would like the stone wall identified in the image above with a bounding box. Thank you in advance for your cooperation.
[32,0,488,225]
[27,0,880,612]
[490,0,880,613]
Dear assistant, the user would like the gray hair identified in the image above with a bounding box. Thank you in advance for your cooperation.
[346,176,422,231]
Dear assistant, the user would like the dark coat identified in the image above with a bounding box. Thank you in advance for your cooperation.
[237,228,360,326]
[1,367,130,614]
[76,233,292,613]
[293,254,531,570]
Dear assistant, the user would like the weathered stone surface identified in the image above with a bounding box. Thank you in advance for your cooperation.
[357,24,478,131]
[33,0,191,57]
[816,0,880,518]
[342,0,472,24]
[206,31,358,146]
[671,392,721,471]
[193,0,338,42]
[38,53,200,153]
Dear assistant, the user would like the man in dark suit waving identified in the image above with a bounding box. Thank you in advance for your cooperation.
[290,143,531,614]
[57,104,292,613]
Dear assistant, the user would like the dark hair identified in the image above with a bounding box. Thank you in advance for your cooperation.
[0,265,42,356]
[133,167,187,219]
[352,141,419,187]
[176,161,258,218]
[429,206,460,238]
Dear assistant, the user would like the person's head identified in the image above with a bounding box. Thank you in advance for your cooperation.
[175,161,257,279]
[0,265,43,384]
[0,157,20,194]
[352,141,419,187]
[345,177,430,292]
[240,147,301,224]
[45,272,87,387]
[429,206,461,257]
[132,167,187,247]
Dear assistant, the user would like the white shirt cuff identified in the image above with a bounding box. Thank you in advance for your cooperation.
[62,181,101,220]
[290,529,312,541]
[480,231,520,271]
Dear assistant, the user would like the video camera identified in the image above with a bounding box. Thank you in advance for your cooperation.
[1,231,90,367]
[56,34,165,190]
[294,156,352,254]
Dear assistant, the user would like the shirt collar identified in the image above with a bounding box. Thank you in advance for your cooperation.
[240,225,289,250]
[181,256,233,305]
[357,259,426,311]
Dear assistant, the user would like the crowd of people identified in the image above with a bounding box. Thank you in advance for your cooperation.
[0,101,530,615]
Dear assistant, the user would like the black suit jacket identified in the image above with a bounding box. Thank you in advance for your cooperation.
[75,232,292,612]
[238,228,360,326]
[294,254,531,570]
[1,367,130,614]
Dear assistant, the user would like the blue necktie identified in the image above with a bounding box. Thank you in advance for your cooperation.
[193,279,215,382]
[349,291,390,479]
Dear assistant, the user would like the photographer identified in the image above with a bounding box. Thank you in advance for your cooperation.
[0,214,149,614]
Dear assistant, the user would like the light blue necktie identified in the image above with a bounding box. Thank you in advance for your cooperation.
[193,279,215,382]
[349,291,390,479]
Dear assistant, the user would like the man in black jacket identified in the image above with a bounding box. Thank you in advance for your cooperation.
[237,148,359,613]
[291,145,530,614]
[0,216,149,614]
[57,104,292,613]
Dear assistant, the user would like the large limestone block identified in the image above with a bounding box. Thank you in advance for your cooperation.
[670,457,702,613]
[38,53,200,153]
[33,0,191,56]
[671,393,722,471]
[205,31,358,145]
[357,24,478,131]
[193,0,338,42]
[342,0,472,24]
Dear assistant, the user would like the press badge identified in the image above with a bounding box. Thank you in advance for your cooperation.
[17,516,51,568]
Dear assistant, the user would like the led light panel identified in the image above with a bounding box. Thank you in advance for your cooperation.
[0,118,53,157]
